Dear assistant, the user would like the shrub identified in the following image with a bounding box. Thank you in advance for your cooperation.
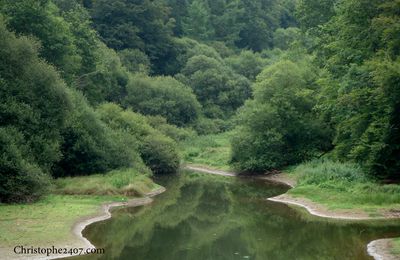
[123,75,201,127]
[141,134,180,175]
[97,103,181,174]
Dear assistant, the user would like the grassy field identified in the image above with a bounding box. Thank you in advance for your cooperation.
[0,168,161,249]
[286,160,400,216]
[181,131,233,171]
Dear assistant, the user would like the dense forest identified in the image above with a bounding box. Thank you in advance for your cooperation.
[0,0,399,204]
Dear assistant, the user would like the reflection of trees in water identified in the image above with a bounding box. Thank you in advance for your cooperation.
[77,173,400,260]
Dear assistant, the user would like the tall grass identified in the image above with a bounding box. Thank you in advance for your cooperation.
[290,159,400,209]
[181,131,233,170]
[293,159,367,185]
[53,168,160,196]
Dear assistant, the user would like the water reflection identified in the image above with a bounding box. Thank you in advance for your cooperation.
[73,171,400,260]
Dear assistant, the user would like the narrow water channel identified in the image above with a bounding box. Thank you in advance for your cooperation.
[74,170,400,260]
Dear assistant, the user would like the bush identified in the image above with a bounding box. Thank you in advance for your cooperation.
[0,21,70,202]
[118,48,150,74]
[0,127,51,203]
[145,116,196,142]
[231,59,332,173]
[123,75,201,127]
[96,103,181,174]
[54,90,140,177]
[141,134,180,175]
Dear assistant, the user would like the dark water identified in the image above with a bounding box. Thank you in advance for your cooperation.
[75,171,400,260]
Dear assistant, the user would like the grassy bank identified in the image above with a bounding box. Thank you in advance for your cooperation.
[0,168,161,250]
[181,131,232,171]
[286,160,400,217]
[0,195,126,248]
[54,168,162,196]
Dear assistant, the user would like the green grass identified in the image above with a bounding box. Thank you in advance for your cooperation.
[0,194,127,247]
[287,160,400,214]
[391,238,400,255]
[181,131,233,171]
[54,168,161,196]
[0,168,163,250]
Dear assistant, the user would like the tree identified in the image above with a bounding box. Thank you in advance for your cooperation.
[231,60,332,172]
[123,75,201,126]
[0,20,71,201]
[225,50,267,81]
[181,55,251,118]
[118,49,151,74]
[97,103,181,174]
[89,0,174,73]
[182,0,214,41]
[54,89,139,177]
[1,0,81,82]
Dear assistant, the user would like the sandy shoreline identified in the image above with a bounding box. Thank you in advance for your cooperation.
[1,186,166,260]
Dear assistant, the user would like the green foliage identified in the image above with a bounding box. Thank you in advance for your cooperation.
[182,132,233,170]
[293,159,367,186]
[0,21,70,202]
[141,134,180,175]
[231,59,332,172]
[123,75,201,126]
[273,27,302,50]
[290,160,400,210]
[145,116,196,142]
[96,103,181,174]
[182,0,214,41]
[224,50,267,81]
[53,168,159,196]
[89,0,174,73]
[296,0,337,29]
[76,43,130,104]
[0,128,51,203]
[1,0,81,81]
[308,0,400,178]
[118,49,151,74]
[181,54,251,118]
[54,90,140,177]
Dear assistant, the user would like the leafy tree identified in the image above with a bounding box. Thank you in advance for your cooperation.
[273,27,302,50]
[0,20,71,201]
[54,90,138,177]
[182,0,214,41]
[123,75,201,126]
[181,55,251,118]
[97,103,181,174]
[75,43,130,104]
[225,50,267,81]
[231,60,332,172]
[89,0,174,73]
[235,0,281,51]
[1,0,81,81]
[118,49,151,74]
[296,0,337,29]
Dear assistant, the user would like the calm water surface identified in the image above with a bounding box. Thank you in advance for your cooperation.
[75,171,400,260]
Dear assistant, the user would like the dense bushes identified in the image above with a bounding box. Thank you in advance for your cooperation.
[54,90,142,177]
[97,103,181,175]
[123,75,201,126]
[0,128,51,203]
[179,54,251,119]
[0,21,70,202]
[231,59,332,172]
